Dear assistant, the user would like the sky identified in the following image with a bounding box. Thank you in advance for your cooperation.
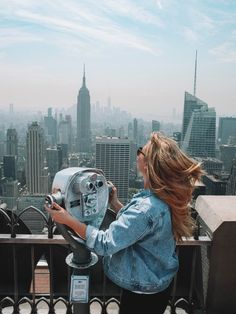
[0,0,236,121]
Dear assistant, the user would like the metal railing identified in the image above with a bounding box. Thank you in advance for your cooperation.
[0,205,211,314]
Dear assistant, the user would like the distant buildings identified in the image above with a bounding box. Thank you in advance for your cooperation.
[68,154,79,167]
[0,129,19,208]
[132,118,146,147]
[202,174,227,195]
[77,67,91,153]
[0,179,19,209]
[226,159,236,195]
[219,144,236,172]
[172,132,181,146]
[2,66,236,205]
[194,157,223,175]
[217,117,236,145]
[95,136,130,203]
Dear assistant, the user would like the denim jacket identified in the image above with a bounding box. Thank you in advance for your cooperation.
[86,189,179,293]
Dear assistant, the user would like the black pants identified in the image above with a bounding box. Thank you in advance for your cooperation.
[119,285,171,314]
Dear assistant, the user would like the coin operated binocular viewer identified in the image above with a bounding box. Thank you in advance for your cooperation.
[45,167,111,270]
[45,167,113,307]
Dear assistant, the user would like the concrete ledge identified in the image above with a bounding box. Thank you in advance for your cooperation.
[195,195,236,233]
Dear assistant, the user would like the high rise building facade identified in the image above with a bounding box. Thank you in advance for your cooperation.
[77,67,91,153]
[128,122,133,139]
[3,155,17,180]
[104,127,116,137]
[226,159,236,195]
[152,120,160,132]
[202,174,227,195]
[1,179,19,209]
[69,154,79,167]
[133,118,138,145]
[95,137,130,203]
[26,122,46,194]
[182,106,216,157]
[6,128,18,156]
[194,157,222,175]
[57,144,68,164]
[44,108,57,146]
[219,145,236,172]
[217,117,236,145]
[58,115,72,152]
[181,91,207,143]
[46,147,63,183]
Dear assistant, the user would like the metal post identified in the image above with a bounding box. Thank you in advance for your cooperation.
[66,248,98,314]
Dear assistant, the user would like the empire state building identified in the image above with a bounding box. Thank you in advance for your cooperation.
[76,67,91,153]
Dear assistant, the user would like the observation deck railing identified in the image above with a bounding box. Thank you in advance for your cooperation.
[0,204,211,314]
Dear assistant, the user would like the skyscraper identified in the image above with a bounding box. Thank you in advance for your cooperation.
[226,159,236,195]
[182,106,216,157]
[46,147,63,184]
[77,66,91,153]
[6,128,18,156]
[26,122,47,194]
[181,91,207,143]
[58,115,72,152]
[44,108,57,146]
[152,120,160,132]
[95,137,130,203]
[219,144,236,172]
[1,179,19,209]
[217,117,236,145]
[128,122,133,139]
[9,103,14,115]
[133,118,138,145]
[3,155,17,180]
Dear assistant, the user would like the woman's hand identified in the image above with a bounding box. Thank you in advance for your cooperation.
[107,181,123,213]
[45,202,74,226]
[45,202,87,240]
[108,181,118,204]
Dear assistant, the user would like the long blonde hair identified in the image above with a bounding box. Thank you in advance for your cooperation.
[145,132,203,241]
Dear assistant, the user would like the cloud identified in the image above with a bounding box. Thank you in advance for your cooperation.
[0,28,43,48]
[183,27,199,43]
[210,42,236,63]
[101,0,164,27]
[193,10,216,32]
[16,9,156,53]
[156,1,163,10]
[0,0,160,55]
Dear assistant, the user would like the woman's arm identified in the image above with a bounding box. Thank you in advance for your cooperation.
[108,181,124,213]
[46,181,124,241]
[46,202,87,240]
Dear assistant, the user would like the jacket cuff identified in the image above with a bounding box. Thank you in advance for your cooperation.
[85,224,99,250]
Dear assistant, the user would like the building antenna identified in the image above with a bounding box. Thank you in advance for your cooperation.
[83,63,86,87]
[194,50,197,96]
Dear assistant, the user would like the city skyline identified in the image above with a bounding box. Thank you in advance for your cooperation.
[0,0,236,120]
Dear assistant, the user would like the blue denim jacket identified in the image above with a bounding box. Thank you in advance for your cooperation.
[86,189,179,293]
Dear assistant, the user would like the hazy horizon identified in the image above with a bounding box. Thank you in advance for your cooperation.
[0,0,236,120]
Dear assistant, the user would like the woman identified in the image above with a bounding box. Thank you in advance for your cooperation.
[46,132,203,314]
